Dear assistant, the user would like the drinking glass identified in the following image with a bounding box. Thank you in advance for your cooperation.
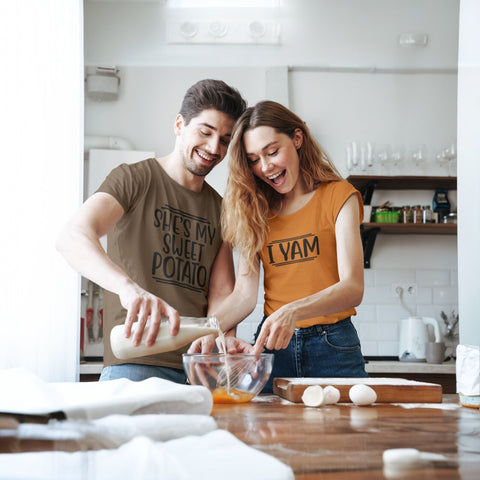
[410,144,428,175]
[434,148,449,176]
[391,146,406,175]
[376,144,392,175]
[446,143,457,177]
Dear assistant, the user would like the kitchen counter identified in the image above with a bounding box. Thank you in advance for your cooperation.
[1,394,479,478]
[80,360,458,392]
[79,359,456,375]
[365,359,456,374]
[365,360,457,394]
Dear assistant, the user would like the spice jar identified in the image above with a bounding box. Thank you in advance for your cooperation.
[402,206,412,224]
[422,205,432,224]
[374,208,389,223]
[443,212,457,224]
[413,205,423,224]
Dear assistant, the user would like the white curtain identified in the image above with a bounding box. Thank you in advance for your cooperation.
[0,0,83,381]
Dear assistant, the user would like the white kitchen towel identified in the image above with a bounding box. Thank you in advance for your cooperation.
[456,344,480,395]
[0,430,295,480]
[17,414,218,450]
[0,368,212,419]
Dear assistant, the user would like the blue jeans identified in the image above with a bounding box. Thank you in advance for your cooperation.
[99,363,187,383]
[255,317,368,393]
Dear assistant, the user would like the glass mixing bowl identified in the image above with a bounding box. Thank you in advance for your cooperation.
[183,353,274,404]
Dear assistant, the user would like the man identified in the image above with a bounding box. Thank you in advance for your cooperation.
[57,79,247,382]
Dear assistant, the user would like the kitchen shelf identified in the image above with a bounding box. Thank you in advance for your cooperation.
[347,175,457,191]
[348,175,458,268]
[362,222,457,235]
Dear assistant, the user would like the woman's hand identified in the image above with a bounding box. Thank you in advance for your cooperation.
[253,305,297,353]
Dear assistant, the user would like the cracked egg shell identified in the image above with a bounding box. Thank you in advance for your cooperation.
[302,385,324,407]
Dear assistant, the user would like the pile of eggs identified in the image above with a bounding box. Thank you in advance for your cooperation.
[301,383,377,407]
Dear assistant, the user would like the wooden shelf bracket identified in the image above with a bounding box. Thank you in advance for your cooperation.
[361,226,380,269]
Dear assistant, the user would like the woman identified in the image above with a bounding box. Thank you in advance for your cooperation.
[190,100,367,392]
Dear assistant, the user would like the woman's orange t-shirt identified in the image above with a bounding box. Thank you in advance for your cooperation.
[259,181,363,328]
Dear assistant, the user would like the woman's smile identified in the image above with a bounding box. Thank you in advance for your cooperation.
[268,169,286,186]
[244,126,303,194]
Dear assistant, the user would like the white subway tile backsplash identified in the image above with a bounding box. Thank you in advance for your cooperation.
[378,341,399,357]
[363,269,375,287]
[358,268,458,357]
[416,269,450,286]
[433,286,458,304]
[353,304,376,323]
[359,323,378,341]
[376,322,400,342]
[374,269,415,285]
[361,341,378,357]
[415,287,433,305]
[240,266,458,358]
[362,286,392,305]
[376,304,412,322]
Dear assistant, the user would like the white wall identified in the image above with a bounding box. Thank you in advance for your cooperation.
[85,66,267,195]
[84,0,460,355]
[85,0,458,68]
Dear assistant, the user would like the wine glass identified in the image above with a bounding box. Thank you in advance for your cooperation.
[435,147,449,175]
[391,146,406,175]
[410,144,428,175]
[376,144,392,175]
[445,143,457,176]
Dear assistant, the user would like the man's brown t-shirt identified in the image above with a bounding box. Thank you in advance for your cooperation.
[97,158,223,369]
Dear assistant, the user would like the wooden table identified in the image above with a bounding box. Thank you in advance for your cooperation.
[1,395,479,479]
[212,394,480,479]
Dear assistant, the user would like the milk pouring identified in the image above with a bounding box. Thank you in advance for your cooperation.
[111,315,219,360]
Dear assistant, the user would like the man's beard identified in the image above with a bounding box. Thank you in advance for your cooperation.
[183,155,216,177]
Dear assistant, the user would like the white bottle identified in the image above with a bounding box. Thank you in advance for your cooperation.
[110,315,219,360]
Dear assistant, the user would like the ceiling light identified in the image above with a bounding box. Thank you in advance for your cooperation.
[248,20,266,39]
[167,0,278,7]
[179,21,198,38]
[399,33,428,47]
[208,20,228,38]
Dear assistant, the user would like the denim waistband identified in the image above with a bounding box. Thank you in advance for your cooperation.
[294,316,352,332]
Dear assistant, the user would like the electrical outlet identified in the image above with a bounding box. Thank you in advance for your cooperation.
[392,283,417,297]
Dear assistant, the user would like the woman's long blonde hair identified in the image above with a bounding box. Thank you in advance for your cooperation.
[222,101,343,270]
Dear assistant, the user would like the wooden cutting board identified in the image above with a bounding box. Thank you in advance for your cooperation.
[273,377,443,403]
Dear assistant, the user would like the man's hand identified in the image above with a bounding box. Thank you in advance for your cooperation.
[119,283,180,347]
[217,336,254,354]
[187,334,217,354]
[188,334,255,354]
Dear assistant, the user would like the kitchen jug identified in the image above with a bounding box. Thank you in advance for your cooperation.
[111,315,219,360]
[398,316,441,362]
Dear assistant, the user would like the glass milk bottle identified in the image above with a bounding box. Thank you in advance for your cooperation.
[110,315,219,360]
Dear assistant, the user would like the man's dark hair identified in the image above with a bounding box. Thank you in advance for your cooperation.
[179,79,247,125]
